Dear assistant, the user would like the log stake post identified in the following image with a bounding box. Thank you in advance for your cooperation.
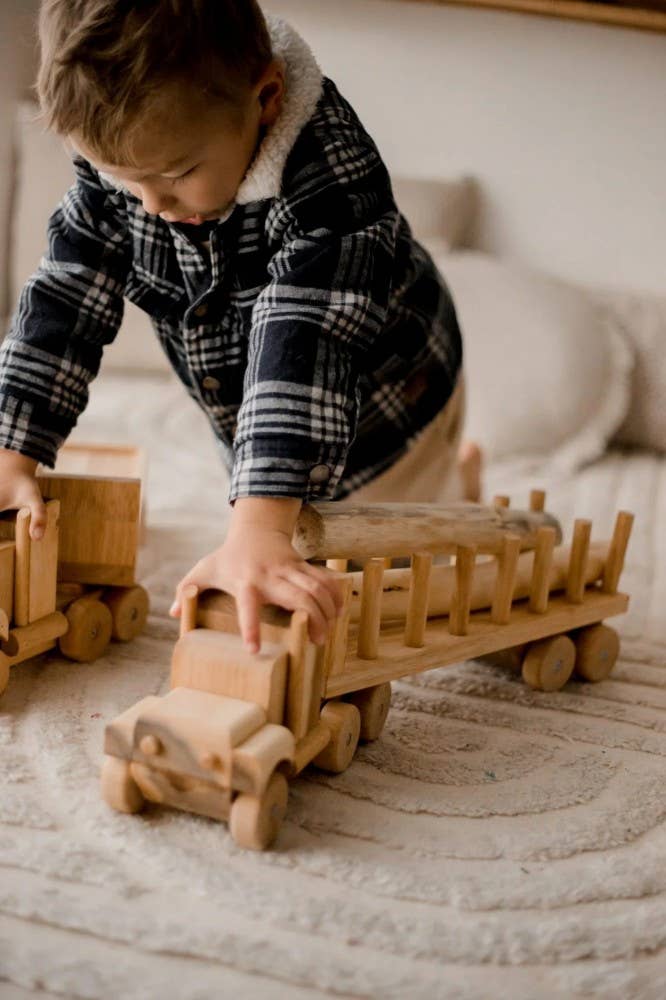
[357,558,385,660]
[566,519,591,604]
[449,545,476,636]
[529,526,556,614]
[326,558,348,573]
[325,575,354,677]
[529,489,546,513]
[602,511,635,595]
[404,551,433,648]
[492,495,510,509]
[491,533,522,625]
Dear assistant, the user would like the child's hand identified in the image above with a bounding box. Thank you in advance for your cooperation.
[0,448,47,540]
[170,501,343,653]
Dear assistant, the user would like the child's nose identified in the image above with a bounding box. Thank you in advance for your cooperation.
[140,186,174,217]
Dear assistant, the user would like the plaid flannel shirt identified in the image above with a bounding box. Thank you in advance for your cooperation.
[0,76,462,503]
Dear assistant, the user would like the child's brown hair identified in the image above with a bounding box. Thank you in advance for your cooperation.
[37,0,273,165]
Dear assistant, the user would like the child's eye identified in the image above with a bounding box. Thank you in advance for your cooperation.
[172,166,197,186]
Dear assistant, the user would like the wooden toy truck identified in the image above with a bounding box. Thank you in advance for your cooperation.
[0,464,149,698]
[102,491,633,851]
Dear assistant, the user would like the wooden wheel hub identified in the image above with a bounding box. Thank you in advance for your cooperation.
[521,634,576,692]
[229,770,288,851]
[313,701,361,773]
[574,624,619,682]
[347,682,392,741]
[104,585,150,642]
[100,755,144,814]
[59,598,113,662]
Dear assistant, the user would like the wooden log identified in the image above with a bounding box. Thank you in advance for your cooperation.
[404,552,433,648]
[602,511,634,595]
[566,519,591,604]
[292,501,562,560]
[492,495,510,508]
[346,539,609,624]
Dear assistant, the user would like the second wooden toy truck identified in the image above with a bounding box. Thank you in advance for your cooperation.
[0,464,148,698]
[103,492,633,851]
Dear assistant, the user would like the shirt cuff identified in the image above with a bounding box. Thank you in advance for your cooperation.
[228,445,346,504]
[0,396,70,468]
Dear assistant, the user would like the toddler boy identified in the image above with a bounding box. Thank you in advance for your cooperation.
[0,1,470,652]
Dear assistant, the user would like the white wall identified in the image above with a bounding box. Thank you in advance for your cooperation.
[263,0,666,295]
[0,1,39,317]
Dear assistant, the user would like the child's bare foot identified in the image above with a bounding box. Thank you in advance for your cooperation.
[457,440,482,502]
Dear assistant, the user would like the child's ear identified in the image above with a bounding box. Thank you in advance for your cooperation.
[257,60,285,128]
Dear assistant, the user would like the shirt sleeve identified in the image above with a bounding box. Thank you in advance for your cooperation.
[0,155,130,467]
[229,213,399,503]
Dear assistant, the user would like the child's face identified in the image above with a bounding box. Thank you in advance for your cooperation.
[70,67,283,225]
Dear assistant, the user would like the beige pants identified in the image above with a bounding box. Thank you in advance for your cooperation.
[347,373,466,504]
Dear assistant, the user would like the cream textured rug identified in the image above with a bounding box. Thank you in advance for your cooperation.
[1,372,665,1000]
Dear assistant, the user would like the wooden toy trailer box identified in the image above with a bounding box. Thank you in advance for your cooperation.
[102,497,633,851]
[0,467,148,698]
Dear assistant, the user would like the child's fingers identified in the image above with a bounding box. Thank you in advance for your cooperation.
[27,494,48,541]
[267,577,330,645]
[281,566,338,623]
[306,564,344,613]
[170,573,202,617]
[236,582,262,654]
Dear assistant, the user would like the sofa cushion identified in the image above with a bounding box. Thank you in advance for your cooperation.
[434,251,635,469]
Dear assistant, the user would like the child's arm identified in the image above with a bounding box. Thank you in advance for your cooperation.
[170,496,342,651]
[0,155,129,469]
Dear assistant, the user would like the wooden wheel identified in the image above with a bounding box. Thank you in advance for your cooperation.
[104,585,149,641]
[313,701,361,773]
[229,770,288,851]
[347,682,392,741]
[574,624,619,682]
[100,755,144,813]
[521,635,576,692]
[0,654,9,698]
[58,597,113,662]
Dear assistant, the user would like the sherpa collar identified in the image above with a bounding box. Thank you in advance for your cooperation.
[234,17,324,205]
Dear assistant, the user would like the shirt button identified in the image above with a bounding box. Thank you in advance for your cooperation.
[202,375,220,390]
[194,303,208,318]
[309,464,331,484]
